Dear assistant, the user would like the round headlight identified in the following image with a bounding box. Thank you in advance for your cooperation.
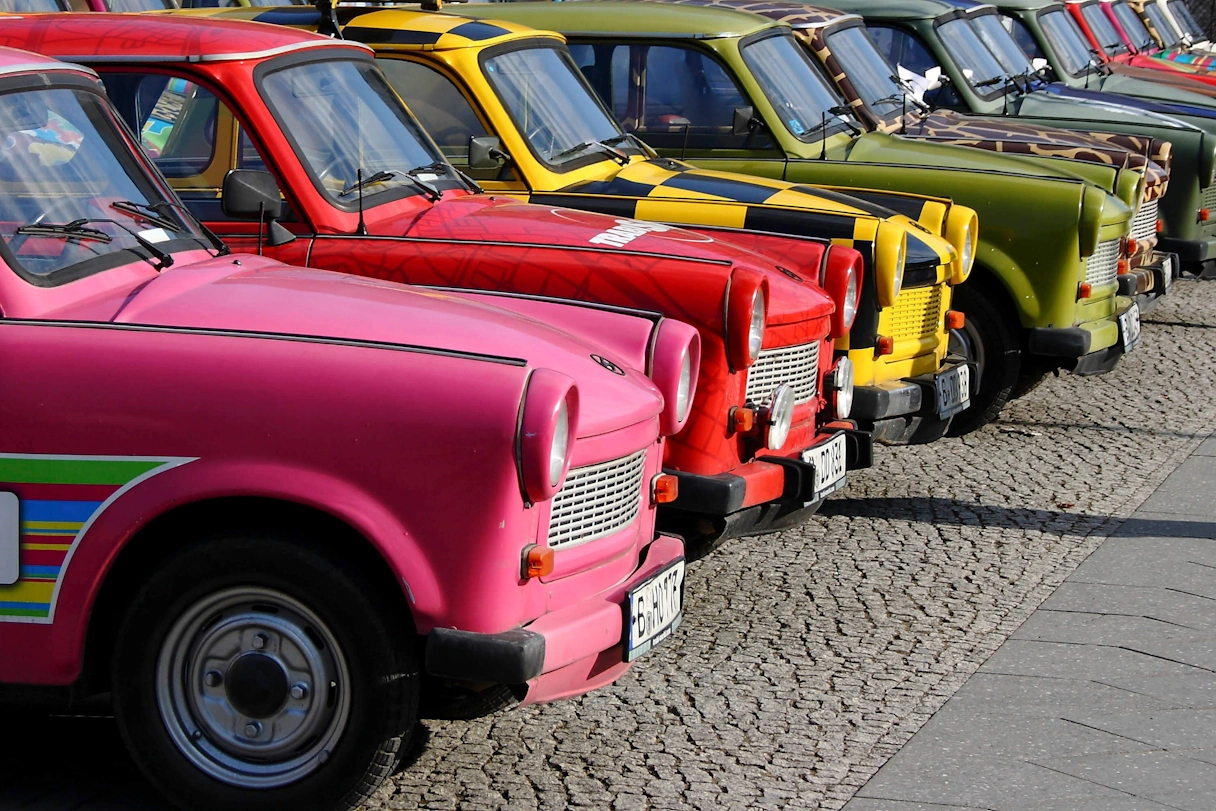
[549,399,569,488]
[842,265,859,330]
[676,349,692,424]
[892,239,905,299]
[961,224,975,278]
[748,292,765,364]
[832,357,854,420]
[765,383,795,451]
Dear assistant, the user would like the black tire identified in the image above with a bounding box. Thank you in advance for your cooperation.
[422,682,523,721]
[111,528,419,811]
[947,284,1021,436]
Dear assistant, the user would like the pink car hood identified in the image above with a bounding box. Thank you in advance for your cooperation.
[43,254,662,438]
[401,195,835,326]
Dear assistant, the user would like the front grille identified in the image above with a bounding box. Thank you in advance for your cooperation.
[887,283,943,343]
[1131,200,1158,242]
[1203,182,1216,211]
[1085,239,1120,287]
[744,342,820,406]
[547,450,646,549]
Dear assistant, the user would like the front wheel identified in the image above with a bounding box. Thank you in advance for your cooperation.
[111,528,419,811]
[946,285,1021,436]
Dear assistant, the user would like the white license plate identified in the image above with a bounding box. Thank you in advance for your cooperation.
[801,432,848,502]
[1161,256,1173,291]
[1119,301,1142,352]
[624,560,685,662]
[936,364,971,419]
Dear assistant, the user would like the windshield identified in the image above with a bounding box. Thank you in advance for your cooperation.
[823,25,910,118]
[482,45,635,167]
[1111,1,1157,49]
[0,0,68,10]
[741,32,855,141]
[1144,1,1183,45]
[1081,2,1129,53]
[938,17,1008,89]
[1169,0,1206,38]
[260,58,449,207]
[0,86,210,286]
[970,12,1035,73]
[1040,8,1101,73]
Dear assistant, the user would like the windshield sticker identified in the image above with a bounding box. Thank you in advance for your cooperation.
[588,219,673,248]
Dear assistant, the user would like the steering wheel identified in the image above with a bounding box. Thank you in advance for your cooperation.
[7,196,89,254]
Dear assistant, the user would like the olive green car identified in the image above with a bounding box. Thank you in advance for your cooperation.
[470,1,1141,433]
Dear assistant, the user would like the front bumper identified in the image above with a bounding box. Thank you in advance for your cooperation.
[852,359,971,444]
[1028,297,1139,376]
[425,533,685,706]
[1120,251,1176,313]
[1157,233,1216,269]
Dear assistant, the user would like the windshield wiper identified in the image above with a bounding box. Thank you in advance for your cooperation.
[112,199,229,257]
[549,140,629,166]
[111,200,179,232]
[18,217,174,269]
[340,170,398,198]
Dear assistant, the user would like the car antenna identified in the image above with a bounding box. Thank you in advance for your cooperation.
[356,168,369,236]
[900,92,907,135]
[819,111,827,160]
[316,0,343,39]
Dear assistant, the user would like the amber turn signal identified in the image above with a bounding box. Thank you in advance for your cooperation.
[1117,259,1128,275]
[651,473,679,504]
[1078,282,1092,299]
[1200,208,1211,222]
[875,336,894,356]
[730,406,756,433]
[1125,237,1138,256]
[945,310,966,330]
[1157,218,1165,233]
[522,544,554,579]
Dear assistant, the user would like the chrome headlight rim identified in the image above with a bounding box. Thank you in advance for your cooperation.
[764,383,795,451]
[831,357,854,421]
[747,291,765,365]
[675,348,693,425]
[548,398,570,488]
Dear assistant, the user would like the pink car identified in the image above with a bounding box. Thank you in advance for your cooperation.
[0,47,698,810]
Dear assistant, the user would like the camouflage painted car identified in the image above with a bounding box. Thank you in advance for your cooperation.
[452,0,1146,432]
[172,3,980,446]
[838,0,1216,276]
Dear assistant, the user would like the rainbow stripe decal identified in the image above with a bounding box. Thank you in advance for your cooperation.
[0,454,194,624]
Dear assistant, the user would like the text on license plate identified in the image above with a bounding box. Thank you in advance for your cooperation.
[936,364,971,419]
[624,560,685,662]
[1119,302,1142,352]
[801,432,847,502]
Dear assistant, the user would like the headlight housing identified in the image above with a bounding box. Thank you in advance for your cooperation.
[828,357,854,420]
[518,369,579,504]
[763,384,795,451]
[748,294,764,363]
[650,318,702,436]
[873,221,906,309]
[726,269,769,371]
[945,206,978,285]
[824,245,863,339]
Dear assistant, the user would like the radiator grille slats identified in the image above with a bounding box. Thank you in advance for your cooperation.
[744,342,820,406]
[887,284,943,343]
[1085,239,1120,287]
[547,450,646,549]
[1203,183,1216,211]
[1131,200,1159,242]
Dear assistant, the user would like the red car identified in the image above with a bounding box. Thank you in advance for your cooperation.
[0,13,871,547]
[0,44,700,809]
[1068,0,1216,86]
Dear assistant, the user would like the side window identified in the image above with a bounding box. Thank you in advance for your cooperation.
[1003,15,1046,60]
[868,26,962,109]
[567,43,630,124]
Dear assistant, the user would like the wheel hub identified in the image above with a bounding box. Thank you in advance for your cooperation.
[225,652,290,719]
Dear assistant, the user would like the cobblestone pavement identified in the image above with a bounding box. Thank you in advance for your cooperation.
[5,282,1216,811]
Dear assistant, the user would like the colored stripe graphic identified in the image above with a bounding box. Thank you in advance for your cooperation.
[0,455,193,623]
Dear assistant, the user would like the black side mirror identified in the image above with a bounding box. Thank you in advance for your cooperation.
[469,135,510,170]
[221,169,294,250]
[732,106,761,136]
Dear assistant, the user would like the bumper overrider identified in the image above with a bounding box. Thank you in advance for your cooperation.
[1028,296,1142,376]
[1119,250,1178,313]
[851,358,972,445]
[425,533,686,706]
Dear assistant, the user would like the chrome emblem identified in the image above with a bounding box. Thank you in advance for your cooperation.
[592,354,626,375]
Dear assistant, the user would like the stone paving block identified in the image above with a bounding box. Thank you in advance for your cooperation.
[977,640,1207,681]
[1012,610,1206,647]
[1040,583,1216,632]
[940,672,1175,717]
[1029,798,1182,811]
[1094,671,1216,708]
[1062,708,1216,751]
[1032,747,1216,801]
[843,800,990,811]
[1136,458,1216,517]
[1193,437,1216,457]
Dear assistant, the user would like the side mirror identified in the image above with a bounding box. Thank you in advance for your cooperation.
[222,169,283,221]
[732,106,760,136]
[469,135,510,170]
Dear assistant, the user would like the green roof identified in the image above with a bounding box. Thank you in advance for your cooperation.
[448,1,782,38]
[824,0,961,21]
[993,0,1063,12]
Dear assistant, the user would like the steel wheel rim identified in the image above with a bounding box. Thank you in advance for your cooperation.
[155,586,351,789]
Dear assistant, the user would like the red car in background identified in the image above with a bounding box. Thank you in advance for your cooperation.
[0,14,871,548]
[1068,0,1216,86]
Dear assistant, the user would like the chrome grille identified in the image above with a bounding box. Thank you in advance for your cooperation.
[887,284,943,343]
[1085,239,1120,287]
[1131,200,1158,242]
[1203,182,1216,211]
[744,342,820,406]
[547,450,646,549]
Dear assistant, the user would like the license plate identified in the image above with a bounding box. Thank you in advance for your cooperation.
[801,432,848,502]
[936,364,971,419]
[1161,255,1173,291]
[624,560,685,662]
[1119,302,1142,352]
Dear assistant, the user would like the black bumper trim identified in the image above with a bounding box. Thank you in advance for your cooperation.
[425,627,546,684]
[665,469,746,515]
[1070,343,1123,376]
[1027,326,1092,359]
[1157,236,1214,264]
[852,381,923,421]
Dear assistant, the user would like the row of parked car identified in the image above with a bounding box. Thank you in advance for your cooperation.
[0,0,1213,808]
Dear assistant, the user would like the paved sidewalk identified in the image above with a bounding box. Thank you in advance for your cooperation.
[844,435,1216,811]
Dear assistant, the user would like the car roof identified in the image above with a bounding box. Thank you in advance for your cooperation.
[995,0,1064,12]
[826,0,969,20]
[0,13,367,62]
[660,1,865,31]
[448,1,782,39]
[0,42,94,77]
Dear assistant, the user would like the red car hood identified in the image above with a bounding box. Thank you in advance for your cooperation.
[401,195,835,326]
[44,254,663,438]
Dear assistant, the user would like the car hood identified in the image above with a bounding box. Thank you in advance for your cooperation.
[887,109,1170,199]
[402,193,835,326]
[1101,68,1216,107]
[44,254,663,438]
[1017,85,1200,131]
